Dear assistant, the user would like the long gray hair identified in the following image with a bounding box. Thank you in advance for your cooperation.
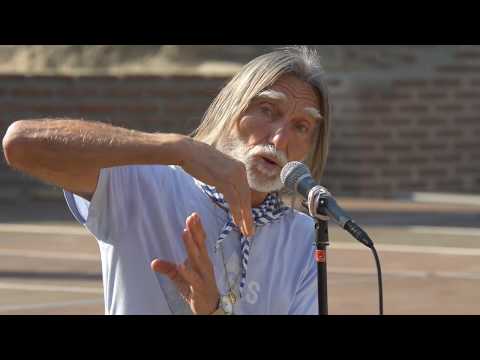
[192,46,331,184]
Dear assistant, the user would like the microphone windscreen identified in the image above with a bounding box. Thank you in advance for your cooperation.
[280,161,310,191]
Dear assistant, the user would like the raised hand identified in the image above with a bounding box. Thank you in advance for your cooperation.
[181,139,255,237]
[151,213,220,315]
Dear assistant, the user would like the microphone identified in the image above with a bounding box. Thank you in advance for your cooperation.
[280,161,374,249]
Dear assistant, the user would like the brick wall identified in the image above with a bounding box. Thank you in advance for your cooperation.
[1,46,480,202]
[323,74,480,197]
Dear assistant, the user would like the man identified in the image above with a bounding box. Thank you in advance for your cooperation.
[2,46,331,315]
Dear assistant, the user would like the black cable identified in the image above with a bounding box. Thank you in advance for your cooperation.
[371,245,384,315]
[344,221,383,315]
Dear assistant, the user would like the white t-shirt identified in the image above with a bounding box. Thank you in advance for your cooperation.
[64,165,318,315]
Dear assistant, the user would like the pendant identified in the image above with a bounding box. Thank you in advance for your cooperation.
[228,291,237,305]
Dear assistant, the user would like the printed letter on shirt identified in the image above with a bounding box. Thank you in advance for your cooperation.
[245,281,260,304]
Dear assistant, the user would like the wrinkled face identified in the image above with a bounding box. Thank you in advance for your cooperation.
[219,74,323,193]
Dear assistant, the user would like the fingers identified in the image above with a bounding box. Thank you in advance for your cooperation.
[151,258,177,277]
[153,213,211,280]
[223,185,254,238]
[231,164,254,237]
[222,189,246,236]
[186,213,208,256]
[183,142,255,237]
[150,259,196,297]
[177,262,201,285]
[235,181,254,237]
[182,225,203,275]
[184,213,217,274]
[153,214,221,314]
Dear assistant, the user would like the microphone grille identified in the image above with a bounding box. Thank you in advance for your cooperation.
[280,161,311,191]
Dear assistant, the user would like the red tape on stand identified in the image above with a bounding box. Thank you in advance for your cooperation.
[315,250,326,263]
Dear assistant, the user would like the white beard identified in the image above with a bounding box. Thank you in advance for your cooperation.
[218,136,288,193]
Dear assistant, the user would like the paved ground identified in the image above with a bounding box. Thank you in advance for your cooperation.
[0,197,479,315]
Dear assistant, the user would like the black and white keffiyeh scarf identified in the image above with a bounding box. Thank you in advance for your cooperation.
[198,181,290,296]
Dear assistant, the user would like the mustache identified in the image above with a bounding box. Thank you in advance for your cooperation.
[249,144,288,166]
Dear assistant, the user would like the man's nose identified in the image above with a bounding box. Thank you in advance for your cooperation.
[269,120,291,154]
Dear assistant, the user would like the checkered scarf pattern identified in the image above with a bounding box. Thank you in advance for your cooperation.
[198,181,290,297]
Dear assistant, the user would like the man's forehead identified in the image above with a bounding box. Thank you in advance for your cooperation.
[272,74,319,98]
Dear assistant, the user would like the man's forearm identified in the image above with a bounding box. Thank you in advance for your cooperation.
[2,119,190,194]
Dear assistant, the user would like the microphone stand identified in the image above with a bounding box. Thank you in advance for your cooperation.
[315,208,329,315]
[305,200,329,315]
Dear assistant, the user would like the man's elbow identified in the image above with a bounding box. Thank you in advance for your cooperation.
[2,120,32,169]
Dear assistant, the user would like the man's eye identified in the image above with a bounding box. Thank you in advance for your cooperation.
[295,123,310,134]
[260,105,273,117]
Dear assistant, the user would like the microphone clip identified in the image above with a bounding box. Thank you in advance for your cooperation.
[306,185,330,221]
